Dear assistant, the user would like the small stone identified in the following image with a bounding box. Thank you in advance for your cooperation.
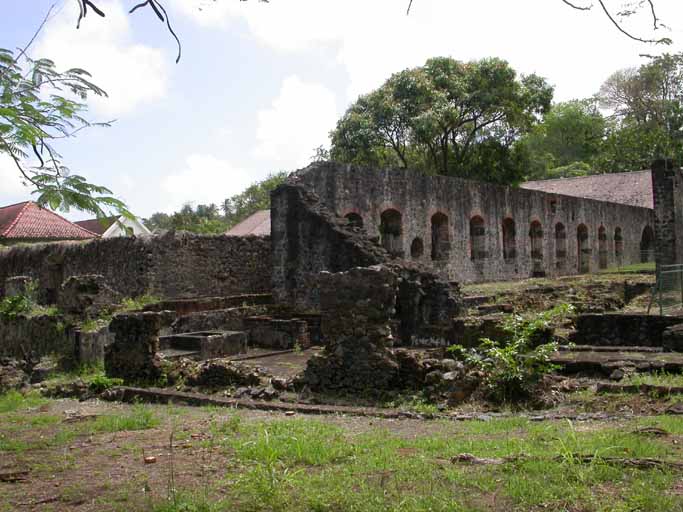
[144,456,157,464]
[609,369,625,381]
[271,377,288,391]
[424,370,444,386]
[666,403,683,415]
[442,371,462,382]
[440,359,463,373]
[284,410,296,416]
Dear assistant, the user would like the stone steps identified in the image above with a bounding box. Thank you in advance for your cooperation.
[159,330,248,360]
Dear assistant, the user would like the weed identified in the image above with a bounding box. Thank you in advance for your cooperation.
[89,404,159,433]
[0,391,47,413]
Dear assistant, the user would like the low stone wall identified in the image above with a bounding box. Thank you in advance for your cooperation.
[171,306,269,334]
[146,294,273,317]
[0,232,272,301]
[571,313,683,348]
[0,314,73,363]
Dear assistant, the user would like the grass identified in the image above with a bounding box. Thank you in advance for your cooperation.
[600,261,656,274]
[0,390,47,413]
[88,404,159,433]
[623,371,683,388]
[1,397,682,511]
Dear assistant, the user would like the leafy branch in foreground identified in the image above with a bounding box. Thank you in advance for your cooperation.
[0,44,129,218]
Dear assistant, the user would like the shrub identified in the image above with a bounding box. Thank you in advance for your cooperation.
[448,303,574,403]
[0,295,32,320]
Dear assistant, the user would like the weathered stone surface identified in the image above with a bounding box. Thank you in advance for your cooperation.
[572,313,683,348]
[186,359,263,388]
[0,232,272,301]
[244,317,310,350]
[72,326,115,366]
[171,305,268,334]
[293,161,653,284]
[4,276,32,298]
[105,311,174,383]
[451,314,508,348]
[58,274,121,317]
[663,324,683,352]
[0,314,72,363]
[0,359,28,393]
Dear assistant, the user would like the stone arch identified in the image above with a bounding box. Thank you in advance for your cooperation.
[380,209,403,257]
[640,225,655,263]
[555,223,567,270]
[470,216,486,261]
[529,220,544,277]
[614,227,623,264]
[410,237,424,259]
[502,218,516,261]
[344,212,363,229]
[430,212,451,261]
[577,224,590,273]
[598,225,608,269]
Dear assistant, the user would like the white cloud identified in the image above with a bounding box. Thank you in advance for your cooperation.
[173,0,683,102]
[254,75,338,169]
[161,154,257,212]
[0,155,32,204]
[34,0,169,117]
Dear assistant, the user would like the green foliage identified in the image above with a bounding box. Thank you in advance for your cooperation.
[0,295,32,320]
[0,391,47,414]
[87,373,123,394]
[0,47,129,217]
[89,404,159,433]
[119,294,162,312]
[448,304,575,402]
[330,56,553,184]
[521,99,606,180]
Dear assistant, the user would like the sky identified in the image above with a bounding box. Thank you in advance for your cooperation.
[2,0,683,220]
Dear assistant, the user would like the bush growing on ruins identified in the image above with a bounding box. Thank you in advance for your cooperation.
[448,304,574,402]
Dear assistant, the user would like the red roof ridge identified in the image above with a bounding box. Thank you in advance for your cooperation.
[38,205,100,238]
[0,201,31,237]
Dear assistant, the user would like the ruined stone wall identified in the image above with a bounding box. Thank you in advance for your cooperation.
[0,232,272,300]
[270,180,461,345]
[652,159,683,267]
[295,162,655,283]
[271,183,387,308]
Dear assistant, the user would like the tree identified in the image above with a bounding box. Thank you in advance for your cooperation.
[596,53,683,169]
[330,57,553,184]
[222,171,288,227]
[0,17,128,217]
[144,172,288,234]
[520,99,606,179]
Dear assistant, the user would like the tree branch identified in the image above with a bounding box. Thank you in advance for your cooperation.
[560,0,592,11]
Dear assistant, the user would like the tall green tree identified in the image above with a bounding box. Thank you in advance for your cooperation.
[596,53,683,170]
[330,57,553,184]
[520,99,606,179]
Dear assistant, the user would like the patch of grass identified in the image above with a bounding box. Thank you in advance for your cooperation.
[89,404,159,433]
[119,294,162,312]
[385,395,440,415]
[623,371,683,388]
[0,391,47,413]
[601,262,656,274]
[226,419,355,467]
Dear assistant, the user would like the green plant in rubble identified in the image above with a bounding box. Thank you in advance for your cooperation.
[119,294,162,312]
[0,295,32,320]
[448,303,575,403]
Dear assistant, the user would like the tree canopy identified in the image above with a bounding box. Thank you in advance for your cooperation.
[330,57,553,184]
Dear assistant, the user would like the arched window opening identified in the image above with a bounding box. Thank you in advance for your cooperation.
[470,216,486,261]
[555,223,567,270]
[614,227,623,265]
[345,212,363,229]
[577,224,590,273]
[529,221,545,277]
[410,238,424,259]
[380,209,403,257]
[598,226,608,269]
[502,218,516,261]
[431,212,451,261]
[640,225,655,263]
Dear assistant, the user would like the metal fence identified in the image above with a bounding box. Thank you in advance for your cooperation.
[650,263,683,316]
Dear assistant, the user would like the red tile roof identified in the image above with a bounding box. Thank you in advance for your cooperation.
[74,217,116,236]
[0,201,99,240]
[521,170,653,209]
[225,210,271,236]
